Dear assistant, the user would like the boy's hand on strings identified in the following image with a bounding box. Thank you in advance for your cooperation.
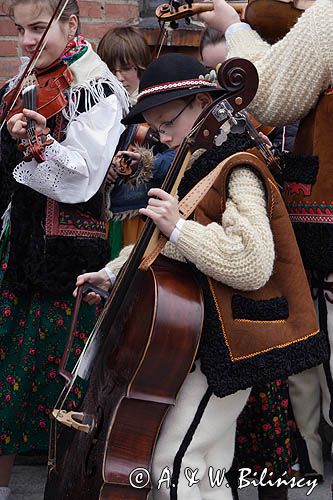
[7,109,47,140]
[139,188,181,239]
[199,0,241,33]
[74,270,112,306]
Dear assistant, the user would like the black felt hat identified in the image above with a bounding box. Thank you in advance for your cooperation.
[122,53,221,125]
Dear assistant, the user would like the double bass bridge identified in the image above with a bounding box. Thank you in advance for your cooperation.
[52,409,91,434]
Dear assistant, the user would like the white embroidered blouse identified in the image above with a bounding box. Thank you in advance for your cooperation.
[11,43,128,204]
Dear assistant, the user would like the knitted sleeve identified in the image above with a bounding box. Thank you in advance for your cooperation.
[105,168,274,291]
[226,0,333,126]
[105,244,134,276]
[169,167,275,291]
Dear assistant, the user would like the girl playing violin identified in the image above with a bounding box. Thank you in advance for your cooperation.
[76,53,326,499]
[0,1,128,498]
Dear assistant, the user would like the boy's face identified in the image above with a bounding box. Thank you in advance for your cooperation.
[143,95,209,149]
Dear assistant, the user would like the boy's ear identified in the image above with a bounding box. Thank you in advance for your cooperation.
[195,92,213,109]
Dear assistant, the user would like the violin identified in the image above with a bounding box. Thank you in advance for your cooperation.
[2,61,73,163]
[155,0,315,44]
[113,123,159,180]
[244,0,315,43]
[156,1,246,24]
[0,0,73,163]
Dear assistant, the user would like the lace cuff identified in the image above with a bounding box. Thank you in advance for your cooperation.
[13,138,76,201]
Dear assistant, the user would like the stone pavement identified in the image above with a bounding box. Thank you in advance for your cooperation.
[9,462,332,499]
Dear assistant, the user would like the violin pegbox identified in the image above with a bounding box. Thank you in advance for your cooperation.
[155,1,214,25]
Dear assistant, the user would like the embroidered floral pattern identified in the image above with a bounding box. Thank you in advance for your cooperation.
[45,198,107,239]
[0,256,100,455]
[233,380,294,478]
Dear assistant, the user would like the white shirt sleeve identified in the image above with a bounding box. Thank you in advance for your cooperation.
[225,22,252,38]
[13,94,124,203]
[169,218,186,244]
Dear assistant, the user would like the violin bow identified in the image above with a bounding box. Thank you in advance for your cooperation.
[152,0,173,60]
[0,0,71,132]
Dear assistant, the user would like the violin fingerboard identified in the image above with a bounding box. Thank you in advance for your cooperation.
[22,84,37,134]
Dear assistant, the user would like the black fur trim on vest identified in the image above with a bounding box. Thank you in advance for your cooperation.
[198,275,329,398]
[281,153,319,184]
[178,132,255,200]
[292,223,333,273]
[175,134,329,395]
[232,295,289,321]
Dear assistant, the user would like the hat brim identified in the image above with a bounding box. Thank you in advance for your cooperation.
[122,87,223,125]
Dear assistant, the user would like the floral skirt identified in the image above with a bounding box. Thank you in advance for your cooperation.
[0,273,99,455]
[232,379,294,478]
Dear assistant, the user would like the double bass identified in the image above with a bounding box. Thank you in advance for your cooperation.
[44,58,259,500]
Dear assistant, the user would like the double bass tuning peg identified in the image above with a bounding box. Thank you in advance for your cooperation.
[170,20,179,29]
[171,0,181,10]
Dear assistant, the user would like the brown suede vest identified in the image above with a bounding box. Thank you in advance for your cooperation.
[194,152,319,361]
[283,89,333,225]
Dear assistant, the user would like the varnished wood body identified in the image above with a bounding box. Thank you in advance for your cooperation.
[44,255,203,500]
[245,0,315,43]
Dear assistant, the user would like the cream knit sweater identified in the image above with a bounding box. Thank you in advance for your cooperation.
[105,167,275,291]
[225,0,333,126]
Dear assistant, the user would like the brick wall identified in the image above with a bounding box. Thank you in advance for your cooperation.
[0,0,140,81]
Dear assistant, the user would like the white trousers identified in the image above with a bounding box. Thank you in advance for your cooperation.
[151,363,251,500]
[289,281,333,477]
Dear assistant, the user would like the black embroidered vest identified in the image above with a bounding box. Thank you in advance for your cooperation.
[0,84,109,295]
[282,89,333,273]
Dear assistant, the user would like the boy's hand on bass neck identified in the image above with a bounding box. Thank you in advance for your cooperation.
[139,188,181,239]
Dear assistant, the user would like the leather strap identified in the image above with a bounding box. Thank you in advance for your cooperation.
[139,159,225,271]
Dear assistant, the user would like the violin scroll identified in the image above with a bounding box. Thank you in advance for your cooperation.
[155,1,214,22]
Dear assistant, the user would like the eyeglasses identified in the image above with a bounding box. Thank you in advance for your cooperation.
[157,97,195,136]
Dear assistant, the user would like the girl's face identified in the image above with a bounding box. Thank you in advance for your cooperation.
[113,62,140,95]
[13,2,77,69]
[143,94,211,150]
